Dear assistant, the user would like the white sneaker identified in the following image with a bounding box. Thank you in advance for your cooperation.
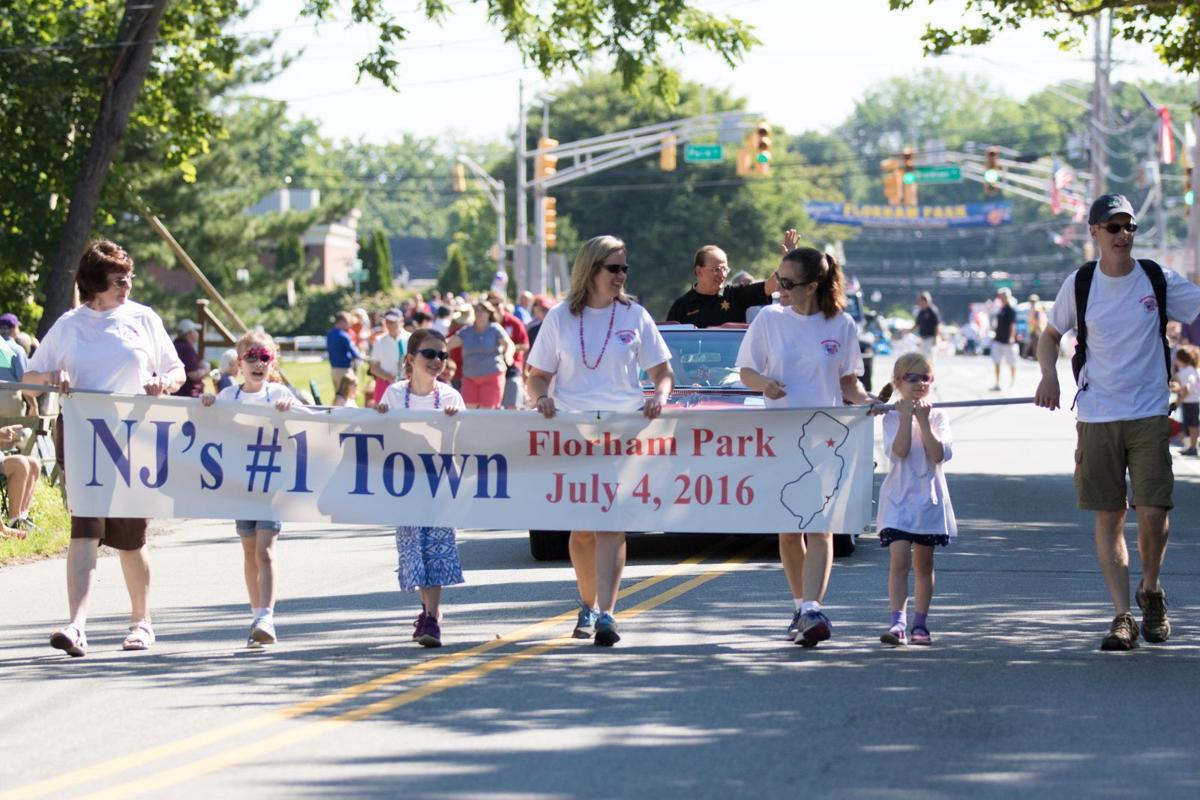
[248,617,277,646]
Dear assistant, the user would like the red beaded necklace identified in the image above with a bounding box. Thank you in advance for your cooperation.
[579,301,617,370]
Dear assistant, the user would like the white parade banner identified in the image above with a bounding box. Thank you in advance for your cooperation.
[61,393,875,534]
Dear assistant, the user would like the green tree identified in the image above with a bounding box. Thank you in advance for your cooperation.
[369,228,393,293]
[889,0,1200,75]
[8,1,756,334]
[274,234,310,291]
[439,240,470,296]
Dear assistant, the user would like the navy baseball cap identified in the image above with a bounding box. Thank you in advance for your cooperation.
[1088,194,1136,225]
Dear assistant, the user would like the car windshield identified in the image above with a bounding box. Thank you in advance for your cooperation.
[641,328,749,390]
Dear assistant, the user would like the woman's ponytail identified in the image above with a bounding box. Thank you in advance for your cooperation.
[876,382,895,403]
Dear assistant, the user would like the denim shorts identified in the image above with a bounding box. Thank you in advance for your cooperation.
[235,520,283,536]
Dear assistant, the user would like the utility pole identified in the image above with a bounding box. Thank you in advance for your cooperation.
[1090,10,1111,197]
[515,80,529,293]
[1190,77,1200,282]
[456,154,506,280]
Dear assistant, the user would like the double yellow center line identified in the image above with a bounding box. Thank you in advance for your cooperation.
[5,536,764,800]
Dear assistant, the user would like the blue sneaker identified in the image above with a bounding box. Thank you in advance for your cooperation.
[594,612,620,647]
[786,609,804,641]
[795,610,832,648]
[573,603,599,639]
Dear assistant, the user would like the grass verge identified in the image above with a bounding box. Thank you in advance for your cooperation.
[0,481,71,566]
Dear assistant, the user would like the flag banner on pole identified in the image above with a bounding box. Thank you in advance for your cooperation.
[1159,106,1175,165]
[61,393,875,534]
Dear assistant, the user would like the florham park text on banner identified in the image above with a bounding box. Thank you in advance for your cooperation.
[62,393,875,534]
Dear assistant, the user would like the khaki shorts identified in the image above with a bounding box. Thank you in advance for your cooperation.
[1074,416,1173,511]
[55,415,148,551]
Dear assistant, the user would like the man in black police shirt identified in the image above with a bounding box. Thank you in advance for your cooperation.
[666,244,780,327]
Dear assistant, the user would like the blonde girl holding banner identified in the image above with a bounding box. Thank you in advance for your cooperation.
[201,331,295,646]
[873,353,956,646]
[526,235,674,647]
[376,328,465,648]
[736,246,873,648]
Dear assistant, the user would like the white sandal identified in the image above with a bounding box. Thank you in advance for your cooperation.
[50,624,88,657]
[122,620,156,651]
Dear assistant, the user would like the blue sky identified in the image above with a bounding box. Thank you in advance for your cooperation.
[236,0,1182,145]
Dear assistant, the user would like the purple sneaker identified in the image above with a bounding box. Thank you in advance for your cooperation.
[795,610,832,648]
[415,614,442,648]
[411,610,427,642]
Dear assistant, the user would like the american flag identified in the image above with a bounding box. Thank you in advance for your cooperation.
[1050,158,1084,220]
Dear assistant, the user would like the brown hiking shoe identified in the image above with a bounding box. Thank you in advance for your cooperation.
[1100,612,1139,651]
[1136,585,1171,643]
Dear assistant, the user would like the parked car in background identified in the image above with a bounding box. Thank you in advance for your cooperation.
[527,323,860,560]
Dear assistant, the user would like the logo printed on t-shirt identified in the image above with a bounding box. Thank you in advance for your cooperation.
[1138,294,1158,313]
[820,338,840,356]
[614,329,636,345]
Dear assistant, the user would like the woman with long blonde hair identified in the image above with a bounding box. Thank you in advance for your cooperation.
[526,235,674,646]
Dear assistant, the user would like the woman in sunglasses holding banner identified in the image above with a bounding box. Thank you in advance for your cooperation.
[736,246,874,648]
[526,235,674,647]
[25,240,186,658]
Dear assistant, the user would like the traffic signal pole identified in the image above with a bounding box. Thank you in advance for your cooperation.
[521,111,763,291]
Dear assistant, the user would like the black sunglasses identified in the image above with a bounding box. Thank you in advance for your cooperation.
[774,272,811,291]
[601,263,629,274]
[417,348,449,361]
[1102,222,1137,234]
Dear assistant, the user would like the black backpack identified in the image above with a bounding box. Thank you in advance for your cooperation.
[1070,259,1169,389]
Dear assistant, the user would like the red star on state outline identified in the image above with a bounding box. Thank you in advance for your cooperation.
[824,438,836,448]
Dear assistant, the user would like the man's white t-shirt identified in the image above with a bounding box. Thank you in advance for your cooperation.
[1050,261,1200,423]
[527,300,671,412]
[28,300,182,394]
[734,305,863,409]
[370,333,405,378]
[380,380,465,412]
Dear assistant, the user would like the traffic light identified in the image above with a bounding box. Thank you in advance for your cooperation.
[452,163,466,193]
[983,146,1001,195]
[880,158,903,205]
[534,137,558,180]
[753,122,772,175]
[543,196,557,249]
[1186,164,1194,212]
[660,134,677,171]
[901,147,918,205]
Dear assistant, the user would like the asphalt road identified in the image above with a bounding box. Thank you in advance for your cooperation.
[1,352,1198,799]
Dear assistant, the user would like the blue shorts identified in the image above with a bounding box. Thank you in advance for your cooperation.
[879,528,949,548]
[235,520,283,536]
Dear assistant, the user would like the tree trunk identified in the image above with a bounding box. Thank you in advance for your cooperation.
[38,0,169,337]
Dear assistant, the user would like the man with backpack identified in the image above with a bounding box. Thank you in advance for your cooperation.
[1035,193,1200,651]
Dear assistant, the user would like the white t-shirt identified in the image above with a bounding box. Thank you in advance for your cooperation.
[28,300,182,394]
[875,409,957,536]
[214,383,285,406]
[380,380,465,412]
[1050,261,1200,422]
[527,300,671,412]
[1176,364,1200,406]
[370,332,405,378]
[734,304,863,409]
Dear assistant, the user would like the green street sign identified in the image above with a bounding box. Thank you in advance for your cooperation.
[684,144,723,163]
[349,269,368,281]
[912,165,963,184]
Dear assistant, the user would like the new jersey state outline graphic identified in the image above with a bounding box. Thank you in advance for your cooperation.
[779,411,849,530]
